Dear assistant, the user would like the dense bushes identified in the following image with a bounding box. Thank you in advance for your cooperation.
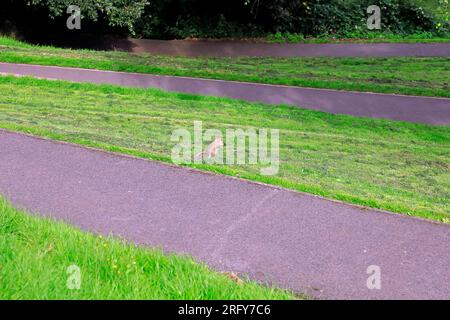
[133,0,449,39]
[133,0,257,39]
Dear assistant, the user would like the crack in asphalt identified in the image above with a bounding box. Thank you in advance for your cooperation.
[210,189,280,262]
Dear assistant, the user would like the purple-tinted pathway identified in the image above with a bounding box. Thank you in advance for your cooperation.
[108,39,450,57]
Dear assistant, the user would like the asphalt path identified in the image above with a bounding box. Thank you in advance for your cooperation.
[1,62,449,125]
[107,39,450,57]
[1,130,449,299]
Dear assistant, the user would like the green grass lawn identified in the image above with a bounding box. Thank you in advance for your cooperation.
[0,197,294,299]
[0,37,449,98]
[0,76,449,223]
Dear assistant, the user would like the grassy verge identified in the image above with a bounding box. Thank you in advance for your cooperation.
[0,76,449,223]
[0,197,294,299]
[0,37,449,98]
[187,31,450,43]
[265,32,450,44]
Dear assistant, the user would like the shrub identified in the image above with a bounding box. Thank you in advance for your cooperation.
[134,0,448,39]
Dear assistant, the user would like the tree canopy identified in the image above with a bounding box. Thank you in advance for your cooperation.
[28,0,148,32]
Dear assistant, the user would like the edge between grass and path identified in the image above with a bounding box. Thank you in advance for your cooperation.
[0,75,448,224]
[0,37,449,99]
[2,126,449,226]
[0,197,297,300]
[2,124,448,225]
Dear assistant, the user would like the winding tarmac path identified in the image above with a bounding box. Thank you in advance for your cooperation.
[1,62,449,125]
[104,39,450,57]
[0,129,449,299]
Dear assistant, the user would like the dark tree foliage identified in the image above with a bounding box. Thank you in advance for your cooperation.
[134,0,446,39]
[27,0,148,32]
